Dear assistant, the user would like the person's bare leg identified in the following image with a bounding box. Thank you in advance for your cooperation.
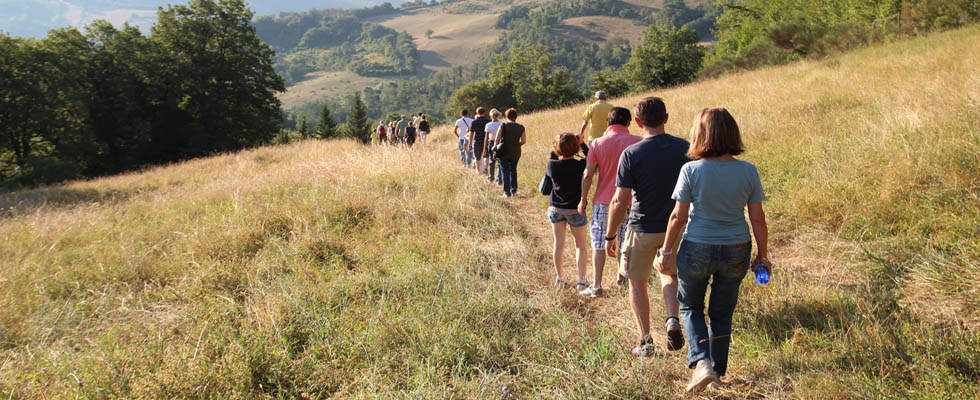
[630,278,651,338]
[592,250,606,289]
[551,221,566,280]
[659,273,680,319]
[570,225,589,283]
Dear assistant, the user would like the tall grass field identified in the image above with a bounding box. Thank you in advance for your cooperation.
[2,24,979,399]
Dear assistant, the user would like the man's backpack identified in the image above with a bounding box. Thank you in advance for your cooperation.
[419,121,429,132]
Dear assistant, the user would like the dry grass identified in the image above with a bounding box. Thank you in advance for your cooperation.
[371,6,504,72]
[557,16,647,45]
[2,24,980,399]
[279,71,385,109]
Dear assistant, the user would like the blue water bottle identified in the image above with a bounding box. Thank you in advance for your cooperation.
[752,264,770,285]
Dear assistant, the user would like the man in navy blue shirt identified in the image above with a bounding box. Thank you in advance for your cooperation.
[606,97,691,357]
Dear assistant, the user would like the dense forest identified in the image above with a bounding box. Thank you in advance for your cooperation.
[254,9,420,85]
[0,0,283,187]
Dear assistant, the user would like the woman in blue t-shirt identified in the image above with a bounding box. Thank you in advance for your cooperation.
[655,108,771,393]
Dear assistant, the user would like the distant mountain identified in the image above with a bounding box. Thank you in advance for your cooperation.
[0,0,408,38]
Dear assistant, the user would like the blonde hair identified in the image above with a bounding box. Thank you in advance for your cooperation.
[688,108,744,159]
[490,108,502,121]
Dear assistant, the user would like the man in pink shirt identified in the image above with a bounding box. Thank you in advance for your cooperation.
[577,107,641,297]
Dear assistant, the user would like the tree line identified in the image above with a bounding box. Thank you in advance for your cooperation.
[0,0,283,187]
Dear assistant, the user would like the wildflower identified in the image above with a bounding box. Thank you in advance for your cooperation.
[41,367,46,372]
[76,380,84,387]
[98,327,104,332]
[195,385,203,391]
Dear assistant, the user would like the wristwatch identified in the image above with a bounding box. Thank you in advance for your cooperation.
[658,248,673,257]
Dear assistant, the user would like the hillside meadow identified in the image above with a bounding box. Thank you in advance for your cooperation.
[2,24,979,399]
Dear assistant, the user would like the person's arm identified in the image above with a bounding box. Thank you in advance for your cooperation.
[519,128,526,145]
[655,201,690,272]
[494,125,503,145]
[605,187,631,257]
[748,202,771,272]
[578,161,597,216]
[454,124,460,138]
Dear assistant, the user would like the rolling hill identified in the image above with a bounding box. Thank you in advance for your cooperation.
[2,23,978,398]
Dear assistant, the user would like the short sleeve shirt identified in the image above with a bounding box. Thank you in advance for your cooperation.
[396,119,410,136]
[672,160,766,245]
[582,101,614,144]
[454,117,473,138]
[616,134,691,233]
[586,124,640,205]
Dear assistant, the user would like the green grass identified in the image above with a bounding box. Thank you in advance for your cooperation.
[2,24,980,399]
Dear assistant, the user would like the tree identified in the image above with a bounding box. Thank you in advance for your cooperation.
[623,24,705,91]
[151,0,285,156]
[425,29,434,39]
[314,103,337,139]
[298,116,309,138]
[345,92,371,143]
[589,68,631,98]
[488,46,580,112]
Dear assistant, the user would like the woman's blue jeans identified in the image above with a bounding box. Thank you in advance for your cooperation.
[676,239,751,377]
[498,158,518,195]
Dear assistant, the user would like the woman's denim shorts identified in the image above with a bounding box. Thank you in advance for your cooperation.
[547,206,588,227]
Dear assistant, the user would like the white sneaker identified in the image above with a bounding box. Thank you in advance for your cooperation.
[575,280,590,291]
[686,359,718,393]
[578,286,604,297]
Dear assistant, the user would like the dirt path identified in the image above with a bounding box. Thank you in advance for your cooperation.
[496,185,750,399]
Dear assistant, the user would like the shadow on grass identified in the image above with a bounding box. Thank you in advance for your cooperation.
[746,296,856,343]
[0,186,135,218]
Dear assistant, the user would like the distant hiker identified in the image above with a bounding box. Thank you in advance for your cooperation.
[388,121,397,144]
[484,109,504,185]
[577,107,641,298]
[468,107,492,173]
[657,107,769,393]
[418,115,430,144]
[412,112,422,127]
[493,108,525,197]
[396,115,410,144]
[546,132,590,289]
[375,120,387,145]
[454,109,474,167]
[580,90,615,145]
[605,97,690,357]
[405,121,417,148]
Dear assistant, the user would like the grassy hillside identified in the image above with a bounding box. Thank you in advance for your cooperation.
[2,24,979,399]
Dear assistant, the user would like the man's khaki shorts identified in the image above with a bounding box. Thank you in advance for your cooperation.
[619,230,682,280]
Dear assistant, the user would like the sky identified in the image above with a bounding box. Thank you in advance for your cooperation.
[0,0,407,38]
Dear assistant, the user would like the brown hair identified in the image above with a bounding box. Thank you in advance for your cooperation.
[505,108,518,121]
[635,97,667,128]
[460,109,469,117]
[607,107,631,126]
[476,107,486,115]
[688,108,744,159]
[553,132,580,157]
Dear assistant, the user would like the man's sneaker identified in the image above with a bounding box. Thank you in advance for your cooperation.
[616,274,628,288]
[575,280,590,291]
[666,317,684,351]
[578,286,604,297]
[708,377,726,390]
[686,359,718,393]
[631,335,656,357]
[554,277,570,289]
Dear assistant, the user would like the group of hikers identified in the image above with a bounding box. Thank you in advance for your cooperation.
[453,107,526,197]
[451,91,771,393]
[373,113,431,147]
